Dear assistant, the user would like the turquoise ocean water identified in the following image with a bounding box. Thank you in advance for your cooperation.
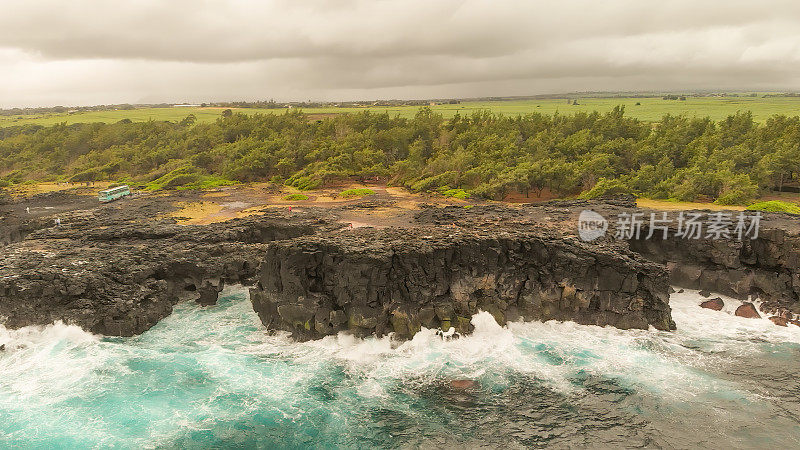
[1,288,799,448]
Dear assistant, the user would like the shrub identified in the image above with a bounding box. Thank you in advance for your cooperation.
[409,171,459,192]
[146,166,195,190]
[714,174,758,205]
[338,188,375,198]
[442,188,470,199]
[746,200,800,214]
[69,169,101,182]
[163,173,203,188]
[69,162,121,182]
[283,193,309,201]
[1,171,23,185]
[177,175,237,190]
[145,166,236,190]
[714,190,754,206]
[470,182,505,200]
[286,174,322,190]
[580,177,635,199]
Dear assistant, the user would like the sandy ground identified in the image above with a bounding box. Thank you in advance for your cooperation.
[636,198,747,211]
[169,183,470,226]
[6,182,113,198]
[3,182,798,230]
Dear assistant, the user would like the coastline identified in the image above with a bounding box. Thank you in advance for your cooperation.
[1,184,798,339]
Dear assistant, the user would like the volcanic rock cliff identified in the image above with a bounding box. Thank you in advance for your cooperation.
[630,219,800,315]
[250,228,674,340]
[0,208,333,335]
[2,192,799,339]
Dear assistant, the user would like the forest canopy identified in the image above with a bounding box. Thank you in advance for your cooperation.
[1,107,798,205]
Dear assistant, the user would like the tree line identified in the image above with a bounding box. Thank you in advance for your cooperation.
[0,106,798,204]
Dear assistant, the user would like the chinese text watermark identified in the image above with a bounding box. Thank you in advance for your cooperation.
[578,210,761,242]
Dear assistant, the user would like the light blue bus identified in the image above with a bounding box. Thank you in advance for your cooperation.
[98,185,131,203]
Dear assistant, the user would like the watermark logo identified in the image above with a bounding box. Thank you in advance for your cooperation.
[577,210,762,242]
[578,210,608,241]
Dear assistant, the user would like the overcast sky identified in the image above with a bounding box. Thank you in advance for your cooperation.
[1,0,799,107]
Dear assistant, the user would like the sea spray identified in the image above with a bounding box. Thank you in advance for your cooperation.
[0,289,798,447]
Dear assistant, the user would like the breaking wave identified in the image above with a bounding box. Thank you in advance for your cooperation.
[0,287,798,447]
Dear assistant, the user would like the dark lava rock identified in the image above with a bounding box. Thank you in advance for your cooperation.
[735,303,761,319]
[342,199,396,209]
[414,204,522,227]
[596,194,637,208]
[0,209,338,336]
[250,227,675,341]
[700,297,724,311]
[6,197,800,342]
[627,212,800,318]
[698,290,712,298]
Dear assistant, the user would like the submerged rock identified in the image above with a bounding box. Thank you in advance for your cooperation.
[700,297,724,311]
[769,316,789,326]
[735,303,761,319]
[449,379,476,389]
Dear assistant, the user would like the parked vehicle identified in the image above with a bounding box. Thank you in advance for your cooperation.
[98,185,131,203]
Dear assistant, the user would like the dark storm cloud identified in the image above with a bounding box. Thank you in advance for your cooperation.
[0,0,799,106]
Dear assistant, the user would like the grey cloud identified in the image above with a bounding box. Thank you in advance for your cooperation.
[2,0,798,62]
[0,0,799,107]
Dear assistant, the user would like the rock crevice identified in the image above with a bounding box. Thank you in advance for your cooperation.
[629,225,800,314]
[250,228,674,340]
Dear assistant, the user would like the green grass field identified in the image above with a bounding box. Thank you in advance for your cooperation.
[4,95,800,127]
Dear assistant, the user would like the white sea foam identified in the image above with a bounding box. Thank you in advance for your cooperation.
[4,288,796,403]
[0,289,798,447]
[669,288,800,345]
[0,321,102,410]
[0,320,96,351]
[269,289,800,401]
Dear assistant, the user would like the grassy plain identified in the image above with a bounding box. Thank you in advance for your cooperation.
[4,95,800,127]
